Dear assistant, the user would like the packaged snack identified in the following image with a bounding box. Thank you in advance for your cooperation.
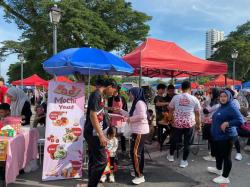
[0,140,8,161]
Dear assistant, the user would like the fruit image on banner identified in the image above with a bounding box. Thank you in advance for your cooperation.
[42,81,85,181]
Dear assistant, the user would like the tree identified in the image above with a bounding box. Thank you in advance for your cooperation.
[0,0,151,82]
[210,21,250,81]
[197,76,211,85]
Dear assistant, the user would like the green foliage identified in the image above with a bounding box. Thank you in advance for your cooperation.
[120,90,129,102]
[0,0,151,82]
[210,21,250,81]
[197,76,211,85]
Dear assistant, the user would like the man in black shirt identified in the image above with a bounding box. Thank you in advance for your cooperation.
[84,78,117,187]
[154,84,176,150]
[154,84,168,144]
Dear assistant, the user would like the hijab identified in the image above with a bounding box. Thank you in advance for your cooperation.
[129,87,147,116]
[7,87,30,116]
[220,89,233,106]
[210,88,220,107]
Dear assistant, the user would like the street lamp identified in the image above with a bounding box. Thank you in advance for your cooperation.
[49,4,62,55]
[231,49,238,87]
[17,53,24,89]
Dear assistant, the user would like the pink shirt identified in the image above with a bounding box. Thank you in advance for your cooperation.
[121,101,149,135]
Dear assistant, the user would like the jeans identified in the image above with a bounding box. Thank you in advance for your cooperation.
[214,139,234,178]
[170,127,195,160]
[84,132,107,187]
[130,134,146,177]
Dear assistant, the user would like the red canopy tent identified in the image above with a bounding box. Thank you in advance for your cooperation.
[191,82,199,89]
[12,74,48,86]
[53,76,72,83]
[44,76,73,89]
[123,38,228,78]
[204,75,241,87]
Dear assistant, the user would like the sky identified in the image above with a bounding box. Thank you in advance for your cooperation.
[0,0,250,81]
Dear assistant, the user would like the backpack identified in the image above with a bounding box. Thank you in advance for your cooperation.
[241,122,250,132]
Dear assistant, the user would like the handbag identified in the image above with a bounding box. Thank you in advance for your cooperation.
[241,122,250,132]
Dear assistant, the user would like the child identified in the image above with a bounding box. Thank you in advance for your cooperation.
[0,103,11,129]
[100,127,118,183]
[33,105,46,127]
[0,103,10,119]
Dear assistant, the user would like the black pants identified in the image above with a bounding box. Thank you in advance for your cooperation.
[84,133,107,187]
[120,135,126,152]
[157,123,172,149]
[130,134,146,177]
[234,128,250,153]
[170,127,194,160]
[202,124,216,157]
[214,139,234,178]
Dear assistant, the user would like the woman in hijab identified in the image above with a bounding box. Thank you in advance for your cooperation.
[7,87,32,126]
[120,87,149,185]
[207,90,243,184]
[203,88,221,161]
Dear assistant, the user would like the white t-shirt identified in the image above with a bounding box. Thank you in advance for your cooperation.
[169,93,201,128]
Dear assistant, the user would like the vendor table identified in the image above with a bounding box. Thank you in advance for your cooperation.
[0,128,39,185]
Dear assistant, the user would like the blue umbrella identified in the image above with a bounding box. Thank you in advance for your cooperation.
[43,48,134,75]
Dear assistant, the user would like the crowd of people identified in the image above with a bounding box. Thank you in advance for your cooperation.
[0,77,47,127]
[1,75,250,186]
[80,78,250,187]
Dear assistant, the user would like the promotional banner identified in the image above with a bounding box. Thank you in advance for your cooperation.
[42,81,85,181]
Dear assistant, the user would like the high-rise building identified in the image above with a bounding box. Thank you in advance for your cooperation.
[205,29,224,59]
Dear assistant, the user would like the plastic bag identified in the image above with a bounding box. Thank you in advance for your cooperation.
[123,122,131,138]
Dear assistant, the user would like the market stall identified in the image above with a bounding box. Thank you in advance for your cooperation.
[204,74,241,87]
[123,38,228,85]
[11,74,48,87]
[42,47,133,182]
[0,118,39,185]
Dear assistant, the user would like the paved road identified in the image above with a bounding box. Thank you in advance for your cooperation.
[6,140,250,187]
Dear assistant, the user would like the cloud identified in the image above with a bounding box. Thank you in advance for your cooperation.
[127,0,250,59]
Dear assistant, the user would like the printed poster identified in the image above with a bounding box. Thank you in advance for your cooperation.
[42,81,85,181]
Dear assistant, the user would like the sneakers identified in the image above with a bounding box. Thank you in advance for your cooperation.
[109,174,115,183]
[100,175,107,183]
[179,160,188,168]
[235,153,243,161]
[213,176,230,184]
[244,145,250,151]
[207,167,222,175]
[203,155,216,162]
[132,176,145,185]
[167,155,174,162]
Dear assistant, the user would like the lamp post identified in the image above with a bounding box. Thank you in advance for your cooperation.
[18,53,24,89]
[231,49,238,88]
[49,4,62,55]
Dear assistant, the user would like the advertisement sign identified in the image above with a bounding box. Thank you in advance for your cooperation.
[42,81,85,181]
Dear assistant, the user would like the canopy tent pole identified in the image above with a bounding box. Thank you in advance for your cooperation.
[139,67,142,88]
[170,71,175,85]
[87,66,91,101]
[138,51,142,88]
[34,86,37,105]
[225,74,227,87]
